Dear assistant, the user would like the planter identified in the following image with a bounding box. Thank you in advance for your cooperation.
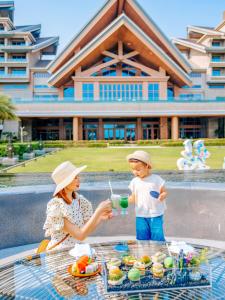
[23,152,35,160]
[1,157,19,166]
[34,149,46,156]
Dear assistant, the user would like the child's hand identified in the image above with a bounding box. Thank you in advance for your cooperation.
[158,186,167,202]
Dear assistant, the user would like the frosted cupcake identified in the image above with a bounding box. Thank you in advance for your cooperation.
[152,252,166,263]
[107,258,121,269]
[152,262,164,278]
[133,261,146,276]
[108,267,126,285]
[140,255,152,267]
[128,268,141,282]
[123,255,137,266]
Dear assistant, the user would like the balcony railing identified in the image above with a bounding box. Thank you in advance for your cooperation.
[0,73,28,78]
[11,98,225,104]
[7,58,27,62]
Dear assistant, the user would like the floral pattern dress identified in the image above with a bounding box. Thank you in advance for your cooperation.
[43,193,93,250]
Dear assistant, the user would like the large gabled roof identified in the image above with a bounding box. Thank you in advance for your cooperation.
[49,0,191,74]
[48,14,191,88]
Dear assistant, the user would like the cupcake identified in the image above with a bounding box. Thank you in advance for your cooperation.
[107,258,121,269]
[128,268,141,281]
[133,261,146,276]
[163,257,174,269]
[152,262,164,278]
[123,255,137,266]
[152,252,166,263]
[108,267,125,285]
[85,262,98,274]
[140,255,152,267]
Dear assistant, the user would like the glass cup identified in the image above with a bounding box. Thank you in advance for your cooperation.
[119,194,129,215]
[111,194,121,216]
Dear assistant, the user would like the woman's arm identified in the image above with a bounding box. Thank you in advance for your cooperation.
[158,185,167,202]
[63,200,112,241]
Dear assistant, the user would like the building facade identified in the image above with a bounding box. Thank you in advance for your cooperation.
[1,0,225,141]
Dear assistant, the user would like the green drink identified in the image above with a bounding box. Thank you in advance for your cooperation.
[119,195,129,215]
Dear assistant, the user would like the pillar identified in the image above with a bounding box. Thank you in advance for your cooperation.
[136,117,142,140]
[94,82,99,101]
[78,118,83,140]
[171,116,179,140]
[59,118,65,140]
[160,117,168,139]
[159,81,168,100]
[73,117,79,141]
[143,82,148,99]
[99,118,104,140]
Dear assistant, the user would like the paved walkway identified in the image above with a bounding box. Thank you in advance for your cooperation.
[1,236,225,266]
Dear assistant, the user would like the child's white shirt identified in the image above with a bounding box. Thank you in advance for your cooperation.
[128,174,166,218]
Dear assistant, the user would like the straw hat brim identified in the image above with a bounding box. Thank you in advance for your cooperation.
[126,153,152,167]
[53,165,87,196]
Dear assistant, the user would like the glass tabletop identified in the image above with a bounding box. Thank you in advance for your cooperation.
[0,240,225,299]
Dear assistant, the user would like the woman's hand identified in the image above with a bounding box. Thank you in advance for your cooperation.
[95,200,112,216]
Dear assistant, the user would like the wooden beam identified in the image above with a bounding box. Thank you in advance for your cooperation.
[117,0,125,15]
[123,58,161,76]
[102,50,118,59]
[123,50,139,60]
[118,41,123,59]
[81,58,119,76]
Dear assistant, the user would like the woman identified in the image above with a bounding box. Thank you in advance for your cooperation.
[43,161,112,251]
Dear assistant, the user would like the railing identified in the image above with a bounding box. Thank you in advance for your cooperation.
[11,97,225,104]
[0,73,28,78]
[7,58,27,62]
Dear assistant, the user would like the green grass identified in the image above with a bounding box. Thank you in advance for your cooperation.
[10,146,225,173]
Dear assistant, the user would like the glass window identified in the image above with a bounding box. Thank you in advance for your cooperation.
[212,41,221,47]
[212,69,221,76]
[148,83,159,100]
[190,72,201,78]
[3,84,28,89]
[34,95,58,99]
[208,84,224,89]
[212,55,221,62]
[82,83,94,101]
[63,87,74,98]
[33,72,51,78]
[179,94,202,100]
[167,87,174,99]
[100,83,143,101]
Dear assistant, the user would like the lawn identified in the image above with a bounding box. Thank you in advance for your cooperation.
[10,146,225,173]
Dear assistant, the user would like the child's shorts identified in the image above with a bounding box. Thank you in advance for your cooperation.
[136,215,165,241]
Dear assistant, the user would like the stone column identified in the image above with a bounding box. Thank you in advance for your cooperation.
[78,118,83,140]
[99,118,104,140]
[159,81,168,100]
[171,116,179,140]
[73,117,79,141]
[143,82,148,99]
[136,117,142,140]
[160,117,168,139]
[59,118,65,140]
[94,82,99,101]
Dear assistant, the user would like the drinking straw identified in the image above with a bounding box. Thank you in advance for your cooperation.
[108,180,113,196]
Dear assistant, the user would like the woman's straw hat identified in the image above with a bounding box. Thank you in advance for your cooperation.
[126,150,152,167]
[52,161,87,196]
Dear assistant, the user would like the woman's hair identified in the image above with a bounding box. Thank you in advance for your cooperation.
[55,189,76,204]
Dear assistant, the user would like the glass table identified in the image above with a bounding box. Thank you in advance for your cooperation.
[0,240,225,299]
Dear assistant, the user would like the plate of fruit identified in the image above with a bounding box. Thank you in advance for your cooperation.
[68,255,101,277]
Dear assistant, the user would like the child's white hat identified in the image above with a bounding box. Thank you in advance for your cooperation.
[52,161,87,196]
[126,150,152,167]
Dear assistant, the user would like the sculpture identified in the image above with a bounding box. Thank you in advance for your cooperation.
[177,139,210,170]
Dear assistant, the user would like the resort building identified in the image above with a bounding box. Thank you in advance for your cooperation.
[1,0,225,141]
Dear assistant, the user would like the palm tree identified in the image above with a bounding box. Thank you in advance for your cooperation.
[0,95,18,139]
[0,95,17,121]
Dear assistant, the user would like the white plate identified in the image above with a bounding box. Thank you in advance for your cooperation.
[69,244,96,258]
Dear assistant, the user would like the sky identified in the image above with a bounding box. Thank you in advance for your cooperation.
[13,0,225,54]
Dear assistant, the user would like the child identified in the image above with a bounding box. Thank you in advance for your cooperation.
[126,150,167,241]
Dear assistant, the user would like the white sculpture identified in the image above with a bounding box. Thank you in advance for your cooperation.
[223,157,225,170]
[177,139,210,170]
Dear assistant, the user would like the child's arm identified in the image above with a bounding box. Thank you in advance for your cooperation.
[158,185,167,202]
[129,193,135,204]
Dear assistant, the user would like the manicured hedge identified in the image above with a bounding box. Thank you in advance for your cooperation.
[137,138,225,147]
